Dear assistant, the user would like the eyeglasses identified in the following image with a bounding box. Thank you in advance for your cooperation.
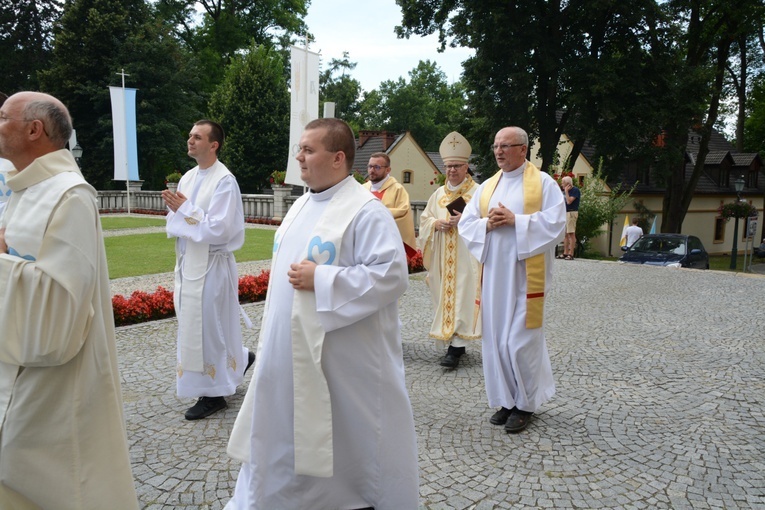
[490,143,524,151]
[367,164,389,171]
[0,112,49,137]
[444,164,466,171]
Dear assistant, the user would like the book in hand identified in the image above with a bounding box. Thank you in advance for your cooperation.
[446,196,467,216]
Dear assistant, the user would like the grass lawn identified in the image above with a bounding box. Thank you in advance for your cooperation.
[105,229,275,279]
[101,216,167,230]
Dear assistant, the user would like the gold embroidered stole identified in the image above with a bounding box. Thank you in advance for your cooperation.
[479,164,546,329]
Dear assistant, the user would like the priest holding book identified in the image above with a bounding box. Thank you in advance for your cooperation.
[417,131,482,369]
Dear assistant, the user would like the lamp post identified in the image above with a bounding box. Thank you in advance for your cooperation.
[729,176,745,270]
[71,143,83,169]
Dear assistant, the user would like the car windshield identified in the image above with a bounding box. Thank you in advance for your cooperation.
[631,237,686,255]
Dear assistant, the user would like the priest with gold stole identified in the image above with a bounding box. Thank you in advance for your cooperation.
[0,92,138,508]
[418,131,482,369]
[459,126,565,433]
[363,152,418,258]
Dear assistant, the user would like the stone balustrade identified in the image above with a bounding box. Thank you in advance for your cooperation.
[97,186,426,233]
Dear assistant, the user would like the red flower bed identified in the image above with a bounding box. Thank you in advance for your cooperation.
[112,286,175,326]
[113,256,423,327]
[407,250,424,274]
[238,270,270,303]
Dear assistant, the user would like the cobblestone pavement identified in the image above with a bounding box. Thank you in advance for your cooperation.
[116,260,765,509]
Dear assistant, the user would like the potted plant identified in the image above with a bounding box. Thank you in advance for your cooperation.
[270,170,287,187]
[165,171,182,192]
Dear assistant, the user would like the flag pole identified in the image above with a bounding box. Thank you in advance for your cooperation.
[117,68,131,214]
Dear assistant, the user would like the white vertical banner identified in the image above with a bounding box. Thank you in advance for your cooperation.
[109,86,139,182]
[286,45,320,186]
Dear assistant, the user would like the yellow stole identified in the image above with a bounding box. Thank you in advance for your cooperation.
[479,163,546,329]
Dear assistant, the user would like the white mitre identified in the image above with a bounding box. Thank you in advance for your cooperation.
[439,131,471,163]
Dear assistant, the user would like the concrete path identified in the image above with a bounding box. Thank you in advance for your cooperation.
[117,259,765,509]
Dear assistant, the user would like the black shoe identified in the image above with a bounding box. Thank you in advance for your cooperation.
[244,350,255,376]
[489,406,514,426]
[184,396,227,420]
[439,345,465,369]
[504,409,533,433]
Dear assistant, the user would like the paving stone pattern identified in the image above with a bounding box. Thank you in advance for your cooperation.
[117,260,765,509]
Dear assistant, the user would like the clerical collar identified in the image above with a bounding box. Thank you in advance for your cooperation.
[369,175,389,191]
[309,175,352,202]
[502,161,527,177]
[447,178,467,191]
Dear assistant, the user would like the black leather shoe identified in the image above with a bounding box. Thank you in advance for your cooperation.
[489,406,514,426]
[439,345,465,368]
[184,396,227,420]
[244,350,255,376]
[504,409,534,433]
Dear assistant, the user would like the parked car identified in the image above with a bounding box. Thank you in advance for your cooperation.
[619,234,709,269]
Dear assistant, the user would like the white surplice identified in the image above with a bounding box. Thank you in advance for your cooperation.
[417,178,482,342]
[459,163,565,412]
[226,177,419,510]
[0,150,138,509]
[167,164,248,398]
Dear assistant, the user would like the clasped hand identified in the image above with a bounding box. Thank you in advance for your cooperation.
[437,211,461,232]
[288,259,317,290]
[487,202,515,232]
[161,189,188,213]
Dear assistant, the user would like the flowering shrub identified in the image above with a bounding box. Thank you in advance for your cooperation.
[245,217,281,225]
[112,272,271,326]
[165,172,182,183]
[112,286,175,326]
[238,270,270,303]
[407,250,424,273]
[112,260,424,326]
[430,170,446,186]
[270,170,286,185]
[718,201,757,220]
[352,170,367,184]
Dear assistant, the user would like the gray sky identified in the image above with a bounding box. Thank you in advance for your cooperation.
[303,0,473,92]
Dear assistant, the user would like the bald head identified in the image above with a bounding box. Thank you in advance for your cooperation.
[0,91,73,170]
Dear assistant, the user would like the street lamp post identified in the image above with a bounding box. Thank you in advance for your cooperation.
[71,143,83,169]
[729,176,745,270]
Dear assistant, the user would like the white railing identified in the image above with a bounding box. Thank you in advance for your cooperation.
[98,189,426,231]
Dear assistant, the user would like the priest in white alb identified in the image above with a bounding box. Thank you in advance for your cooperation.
[418,131,481,369]
[0,91,138,508]
[225,118,419,509]
[459,126,565,433]
[162,120,253,421]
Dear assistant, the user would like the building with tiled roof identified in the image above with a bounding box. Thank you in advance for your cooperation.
[530,127,763,256]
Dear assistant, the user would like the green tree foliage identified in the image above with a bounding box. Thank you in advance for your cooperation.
[574,165,635,255]
[395,0,673,176]
[0,0,61,94]
[319,52,363,131]
[40,0,203,189]
[208,44,290,193]
[358,60,467,152]
[156,0,308,93]
[744,75,765,157]
[656,0,765,233]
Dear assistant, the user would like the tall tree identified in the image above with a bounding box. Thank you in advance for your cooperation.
[358,60,467,152]
[208,43,290,193]
[0,0,62,93]
[156,0,309,93]
[319,52,363,130]
[657,0,764,232]
[40,0,203,189]
[396,0,675,177]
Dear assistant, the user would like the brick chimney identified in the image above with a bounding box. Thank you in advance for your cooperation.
[358,130,398,150]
